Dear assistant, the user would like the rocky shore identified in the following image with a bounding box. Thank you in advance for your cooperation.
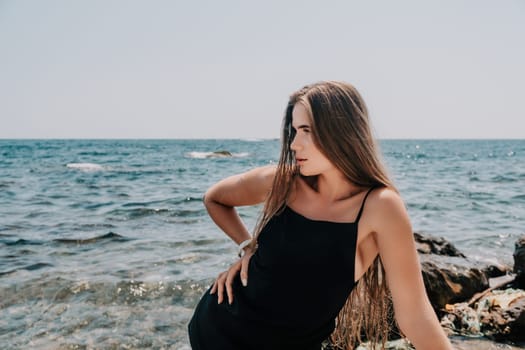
[381,231,525,349]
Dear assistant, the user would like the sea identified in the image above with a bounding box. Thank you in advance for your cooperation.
[0,139,524,349]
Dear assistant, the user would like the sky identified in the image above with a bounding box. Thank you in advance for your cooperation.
[0,0,524,139]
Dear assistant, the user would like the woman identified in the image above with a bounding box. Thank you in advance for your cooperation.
[188,81,452,349]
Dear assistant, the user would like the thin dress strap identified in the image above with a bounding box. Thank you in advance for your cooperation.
[355,187,375,224]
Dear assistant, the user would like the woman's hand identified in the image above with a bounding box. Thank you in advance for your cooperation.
[210,246,255,304]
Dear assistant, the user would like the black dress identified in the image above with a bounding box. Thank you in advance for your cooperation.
[188,188,375,350]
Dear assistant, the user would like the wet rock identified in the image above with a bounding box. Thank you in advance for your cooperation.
[411,233,525,345]
[355,338,414,349]
[449,336,525,350]
[414,232,466,257]
[441,302,481,335]
[420,254,489,312]
[413,233,507,312]
[513,235,525,289]
[212,150,232,157]
[482,264,511,279]
[479,289,525,342]
[441,289,525,343]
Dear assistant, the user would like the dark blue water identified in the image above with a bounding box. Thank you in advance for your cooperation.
[0,139,523,348]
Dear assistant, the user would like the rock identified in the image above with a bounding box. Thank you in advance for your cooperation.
[513,235,525,289]
[441,289,525,343]
[414,232,525,344]
[487,273,515,289]
[441,302,481,335]
[479,289,525,342]
[414,232,466,257]
[482,264,511,279]
[413,233,509,313]
[355,338,414,349]
[212,150,232,157]
[419,254,489,313]
[448,336,525,350]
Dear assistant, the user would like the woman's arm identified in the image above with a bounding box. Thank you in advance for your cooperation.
[203,164,276,245]
[204,165,276,304]
[370,188,453,349]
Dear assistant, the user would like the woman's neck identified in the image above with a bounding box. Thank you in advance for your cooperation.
[306,171,363,203]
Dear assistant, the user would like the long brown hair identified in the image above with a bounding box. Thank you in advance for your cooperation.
[251,81,397,349]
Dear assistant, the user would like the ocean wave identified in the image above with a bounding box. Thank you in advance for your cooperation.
[0,269,16,277]
[239,138,266,142]
[467,191,495,200]
[165,238,224,249]
[74,223,117,230]
[1,238,44,246]
[1,232,130,247]
[121,197,202,208]
[512,194,525,201]
[185,151,249,159]
[107,207,205,220]
[77,151,109,156]
[24,211,50,219]
[24,262,53,271]
[491,175,518,183]
[84,201,116,210]
[66,163,105,171]
[52,232,129,245]
[0,225,25,233]
[0,232,16,238]
[0,262,53,277]
[0,180,15,189]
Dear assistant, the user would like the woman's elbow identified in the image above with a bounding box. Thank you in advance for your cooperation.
[202,190,211,206]
[203,190,218,209]
[202,187,229,210]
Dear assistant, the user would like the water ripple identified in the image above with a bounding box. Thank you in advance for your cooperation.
[52,232,130,245]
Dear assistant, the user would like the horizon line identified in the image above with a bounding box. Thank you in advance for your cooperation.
[0,137,524,141]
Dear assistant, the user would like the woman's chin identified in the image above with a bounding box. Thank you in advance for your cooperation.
[298,168,315,176]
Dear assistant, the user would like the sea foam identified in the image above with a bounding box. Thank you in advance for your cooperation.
[66,163,105,171]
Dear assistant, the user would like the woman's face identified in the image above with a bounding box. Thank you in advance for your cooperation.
[290,103,336,176]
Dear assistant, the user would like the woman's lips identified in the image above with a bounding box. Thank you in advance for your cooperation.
[296,158,307,164]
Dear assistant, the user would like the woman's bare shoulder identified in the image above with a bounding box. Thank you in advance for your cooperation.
[369,186,403,206]
[366,187,410,228]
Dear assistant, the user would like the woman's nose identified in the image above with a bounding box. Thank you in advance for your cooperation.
[290,135,301,151]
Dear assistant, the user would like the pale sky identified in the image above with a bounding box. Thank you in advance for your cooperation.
[1,0,524,139]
